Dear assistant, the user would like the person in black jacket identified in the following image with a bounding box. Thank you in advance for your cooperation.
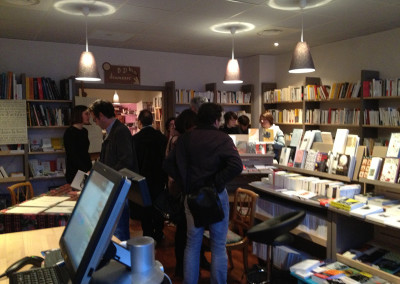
[89,99,138,241]
[220,111,239,134]
[133,109,168,242]
[63,105,92,184]
[163,103,243,283]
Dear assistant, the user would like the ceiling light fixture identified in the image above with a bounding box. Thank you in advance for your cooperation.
[288,0,315,74]
[267,0,333,11]
[223,27,243,84]
[54,0,116,16]
[76,7,101,82]
[113,90,120,104]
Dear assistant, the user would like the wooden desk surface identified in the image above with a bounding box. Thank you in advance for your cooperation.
[0,226,64,283]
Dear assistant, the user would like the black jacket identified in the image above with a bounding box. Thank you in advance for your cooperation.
[163,125,243,194]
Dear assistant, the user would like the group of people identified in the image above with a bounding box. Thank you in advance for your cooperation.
[63,96,284,283]
[219,111,250,135]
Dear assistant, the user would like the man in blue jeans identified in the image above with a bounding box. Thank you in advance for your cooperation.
[164,103,243,283]
[89,99,138,241]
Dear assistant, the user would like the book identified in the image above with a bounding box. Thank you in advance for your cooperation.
[316,151,329,172]
[0,166,8,178]
[262,128,274,143]
[289,128,303,148]
[321,132,333,144]
[304,149,318,171]
[330,198,365,211]
[374,252,400,274]
[299,130,315,151]
[293,149,307,168]
[368,198,399,207]
[290,259,323,273]
[335,154,351,176]
[358,157,372,179]
[286,146,297,167]
[344,134,359,156]
[379,157,399,183]
[366,157,383,180]
[386,133,400,158]
[332,129,349,154]
[349,204,384,219]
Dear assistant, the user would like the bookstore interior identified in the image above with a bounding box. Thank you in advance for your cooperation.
[1,0,400,283]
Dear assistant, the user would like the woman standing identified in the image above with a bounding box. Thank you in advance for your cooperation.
[63,105,92,184]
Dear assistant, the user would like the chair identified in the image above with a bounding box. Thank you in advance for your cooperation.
[203,187,259,274]
[246,210,306,283]
[7,181,34,205]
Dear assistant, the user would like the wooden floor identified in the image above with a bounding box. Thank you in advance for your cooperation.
[129,219,297,284]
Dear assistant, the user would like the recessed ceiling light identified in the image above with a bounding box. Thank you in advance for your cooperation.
[54,0,116,16]
[3,0,40,5]
[210,22,255,34]
[267,0,333,10]
[274,42,279,47]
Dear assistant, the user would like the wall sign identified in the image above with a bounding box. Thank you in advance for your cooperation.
[102,62,140,85]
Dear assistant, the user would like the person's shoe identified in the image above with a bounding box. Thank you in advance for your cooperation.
[200,255,211,271]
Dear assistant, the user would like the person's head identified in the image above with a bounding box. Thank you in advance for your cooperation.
[197,103,223,127]
[260,111,274,128]
[138,109,153,129]
[88,99,115,129]
[175,109,197,134]
[190,96,208,113]
[238,115,250,132]
[224,111,238,128]
[70,105,90,126]
[165,117,175,136]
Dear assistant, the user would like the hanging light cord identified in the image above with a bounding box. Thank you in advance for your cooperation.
[230,27,236,60]
[82,7,90,52]
[300,0,306,42]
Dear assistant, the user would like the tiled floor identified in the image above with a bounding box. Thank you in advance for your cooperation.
[129,219,297,284]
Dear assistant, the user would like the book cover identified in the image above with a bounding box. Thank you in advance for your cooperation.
[304,149,318,171]
[335,154,351,176]
[316,151,329,172]
[321,132,333,144]
[289,128,303,148]
[358,157,371,179]
[366,157,383,180]
[299,130,315,151]
[262,128,274,143]
[248,128,259,143]
[332,129,349,154]
[379,157,400,183]
[344,134,359,156]
[349,204,384,219]
[330,198,365,211]
[386,133,400,158]
[286,146,297,167]
[293,149,307,168]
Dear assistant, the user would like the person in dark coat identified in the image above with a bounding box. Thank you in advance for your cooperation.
[133,109,168,242]
[63,105,92,184]
[88,99,138,241]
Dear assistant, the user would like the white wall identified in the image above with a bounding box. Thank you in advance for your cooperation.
[274,28,400,88]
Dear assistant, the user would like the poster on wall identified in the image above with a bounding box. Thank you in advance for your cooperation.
[102,62,140,85]
[0,100,28,145]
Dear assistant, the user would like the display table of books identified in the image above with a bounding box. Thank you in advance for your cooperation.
[0,184,78,234]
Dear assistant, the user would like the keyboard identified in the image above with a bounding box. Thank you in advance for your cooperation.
[10,266,67,284]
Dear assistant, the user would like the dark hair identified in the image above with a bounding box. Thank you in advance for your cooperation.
[88,99,115,119]
[224,111,238,126]
[138,109,153,126]
[165,117,175,131]
[175,109,197,134]
[238,115,250,127]
[260,111,274,125]
[197,103,223,126]
[70,105,88,125]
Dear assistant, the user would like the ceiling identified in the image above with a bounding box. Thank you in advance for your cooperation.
[1,0,400,58]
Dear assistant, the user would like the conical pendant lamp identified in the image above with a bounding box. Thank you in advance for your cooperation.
[289,0,315,73]
[223,27,243,84]
[76,7,101,81]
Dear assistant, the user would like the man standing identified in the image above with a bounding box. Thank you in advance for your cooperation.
[89,99,138,241]
[133,109,167,242]
[164,103,243,284]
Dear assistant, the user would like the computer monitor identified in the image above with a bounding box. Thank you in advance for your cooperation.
[119,168,152,207]
[59,161,131,284]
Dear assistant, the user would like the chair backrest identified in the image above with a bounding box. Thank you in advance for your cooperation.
[230,187,259,236]
[247,210,306,244]
[7,181,34,205]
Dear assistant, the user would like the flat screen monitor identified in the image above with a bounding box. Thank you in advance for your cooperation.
[59,161,131,284]
[119,168,152,207]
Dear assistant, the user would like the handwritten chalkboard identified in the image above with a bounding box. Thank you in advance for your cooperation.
[0,100,28,144]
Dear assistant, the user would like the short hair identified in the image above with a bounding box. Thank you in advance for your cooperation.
[175,109,197,134]
[88,99,115,119]
[165,117,175,131]
[70,105,88,125]
[260,111,274,125]
[238,115,250,127]
[138,109,153,126]
[223,111,238,124]
[190,96,208,112]
[197,103,223,126]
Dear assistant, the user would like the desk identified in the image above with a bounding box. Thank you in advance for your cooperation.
[0,226,64,284]
[0,185,77,234]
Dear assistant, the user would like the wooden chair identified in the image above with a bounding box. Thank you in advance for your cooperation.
[204,187,259,273]
[7,181,34,205]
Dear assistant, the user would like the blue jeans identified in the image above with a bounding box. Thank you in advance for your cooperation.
[114,199,130,241]
[183,189,229,284]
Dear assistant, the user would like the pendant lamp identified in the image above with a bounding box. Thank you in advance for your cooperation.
[289,0,315,73]
[113,90,120,104]
[223,27,243,84]
[76,7,101,81]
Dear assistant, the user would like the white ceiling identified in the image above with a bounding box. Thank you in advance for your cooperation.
[1,0,400,58]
